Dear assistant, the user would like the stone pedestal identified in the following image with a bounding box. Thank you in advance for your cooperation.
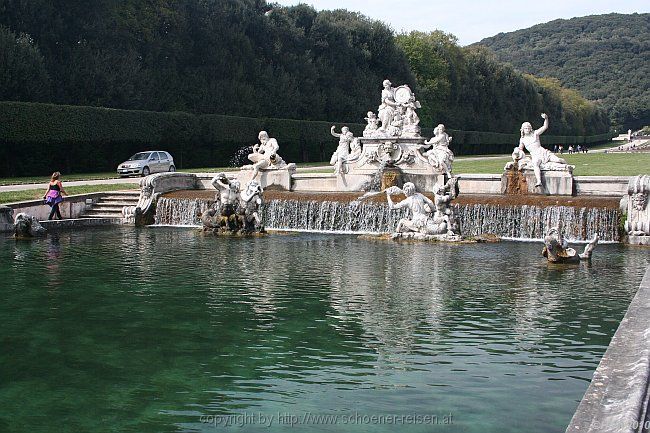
[501,170,574,196]
[0,206,14,233]
[237,164,296,191]
[340,137,446,193]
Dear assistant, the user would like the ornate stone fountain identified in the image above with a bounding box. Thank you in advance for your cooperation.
[329,80,454,192]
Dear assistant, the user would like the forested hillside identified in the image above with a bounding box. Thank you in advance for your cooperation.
[477,13,650,130]
[396,31,609,135]
[0,0,608,136]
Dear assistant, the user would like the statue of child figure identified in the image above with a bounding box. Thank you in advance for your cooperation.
[363,111,379,137]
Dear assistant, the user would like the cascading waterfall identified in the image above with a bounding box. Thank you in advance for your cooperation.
[154,197,621,242]
[154,198,211,226]
[456,204,620,242]
[262,199,409,234]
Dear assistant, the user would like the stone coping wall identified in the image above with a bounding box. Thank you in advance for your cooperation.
[162,190,621,209]
[3,192,105,224]
[567,266,650,433]
[196,172,631,197]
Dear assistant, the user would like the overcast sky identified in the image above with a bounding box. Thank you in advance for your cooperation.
[270,0,648,46]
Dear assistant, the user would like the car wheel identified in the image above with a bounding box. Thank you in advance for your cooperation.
[142,166,150,177]
[169,165,176,172]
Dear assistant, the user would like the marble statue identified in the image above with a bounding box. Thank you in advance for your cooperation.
[237,180,264,233]
[378,80,398,133]
[400,93,421,137]
[622,175,650,245]
[14,213,46,238]
[433,176,460,235]
[518,114,572,187]
[374,80,422,139]
[203,175,265,234]
[244,131,287,178]
[542,227,598,263]
[363,111,379,137]
[418,124,454,176]
[203,173,241,231]
[386,111,402,137]
[330,126,354,174]
[386,178,460,240]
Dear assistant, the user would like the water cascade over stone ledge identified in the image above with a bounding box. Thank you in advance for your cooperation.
[154,192,621,242]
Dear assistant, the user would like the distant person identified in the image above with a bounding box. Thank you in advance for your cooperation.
[568,145,574,154]
[553,144,559,153]
[558,145,563,154]
[43,172,67,220]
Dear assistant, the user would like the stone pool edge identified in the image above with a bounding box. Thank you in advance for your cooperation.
[567,265,650,433]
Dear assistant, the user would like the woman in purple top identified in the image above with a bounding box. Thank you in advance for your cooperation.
[43,172,67,220]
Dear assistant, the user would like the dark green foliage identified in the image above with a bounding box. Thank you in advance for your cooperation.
[0,0,413,122]
[477,13,650,130]
[0,25,51,101]
[0,0,616,172]
[0,101,613,177]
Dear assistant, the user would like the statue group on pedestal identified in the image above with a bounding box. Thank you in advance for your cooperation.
[385,177,460,239]
[202,173,265,234]
[504,113,574,187]
[373,79,422,138]
[243,131,289,179]
[330,79,456,176]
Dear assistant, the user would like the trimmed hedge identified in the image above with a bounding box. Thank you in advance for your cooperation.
[0,101,615,177]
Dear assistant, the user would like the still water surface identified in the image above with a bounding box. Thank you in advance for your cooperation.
[0,228,648,433]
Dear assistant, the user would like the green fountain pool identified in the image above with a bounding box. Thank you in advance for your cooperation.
[0,227,647,433]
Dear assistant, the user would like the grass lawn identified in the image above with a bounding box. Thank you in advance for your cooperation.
[0,184,138,205]
[454,152,650,176]
[0,172,120,186]
[0,162,330,185]
[1,142,644,184]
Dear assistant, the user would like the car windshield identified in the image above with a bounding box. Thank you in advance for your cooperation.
[127,152,151,161]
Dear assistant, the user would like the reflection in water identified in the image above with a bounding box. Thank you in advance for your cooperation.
[0,228,647,433]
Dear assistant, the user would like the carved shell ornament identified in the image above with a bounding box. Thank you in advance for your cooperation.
[393,85,414,105]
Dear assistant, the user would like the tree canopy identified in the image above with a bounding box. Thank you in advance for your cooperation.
[0,0,609,135]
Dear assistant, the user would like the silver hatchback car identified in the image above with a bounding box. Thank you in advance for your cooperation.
[117,151,176,177]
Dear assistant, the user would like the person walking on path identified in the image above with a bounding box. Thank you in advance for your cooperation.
[43,172,67,220]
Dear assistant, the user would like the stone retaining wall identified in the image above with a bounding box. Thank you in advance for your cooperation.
[567,266,650,433]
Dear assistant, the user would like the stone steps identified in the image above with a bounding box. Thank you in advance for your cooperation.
[80,190,140,219]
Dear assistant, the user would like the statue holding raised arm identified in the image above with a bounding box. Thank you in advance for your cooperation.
[519,114,569,187]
